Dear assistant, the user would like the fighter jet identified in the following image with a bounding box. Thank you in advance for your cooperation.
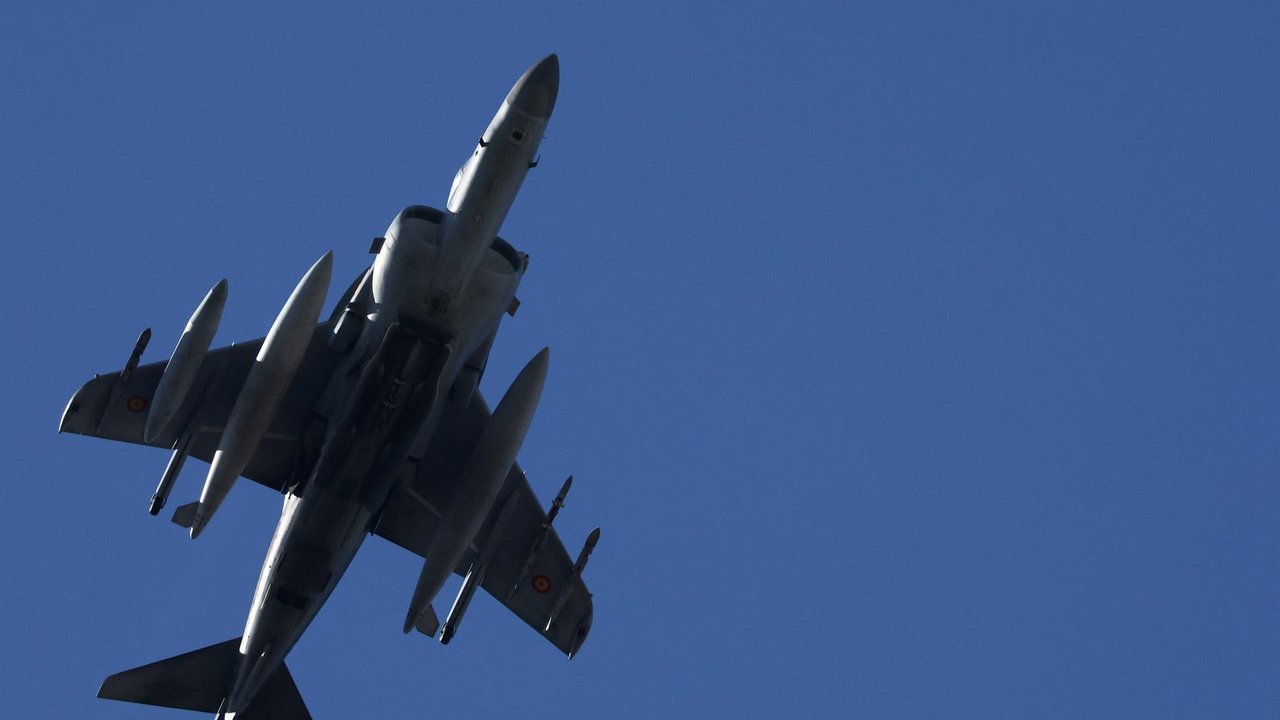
[58,54,599,719]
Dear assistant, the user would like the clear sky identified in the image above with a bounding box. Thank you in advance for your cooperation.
[2,2,1277,718]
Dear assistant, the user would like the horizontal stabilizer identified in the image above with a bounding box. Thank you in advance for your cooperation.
[98,637,311,720]
[99,638,239,712]
[172,501,199,529]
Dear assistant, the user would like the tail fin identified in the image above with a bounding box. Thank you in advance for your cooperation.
[99,638,239,712]
[235,661,310,720]
[98,638,311,720]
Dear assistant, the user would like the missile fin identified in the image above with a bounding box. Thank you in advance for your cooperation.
[404,603,439,637]
[171,502,199,529]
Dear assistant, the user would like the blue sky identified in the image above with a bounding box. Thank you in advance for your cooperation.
[2,2,1277,717]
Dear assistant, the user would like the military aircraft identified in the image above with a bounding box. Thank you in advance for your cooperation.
[58,54,598,719]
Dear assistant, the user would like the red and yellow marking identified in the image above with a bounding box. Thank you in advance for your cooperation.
[126,396,148,413]
[532,574,552,594]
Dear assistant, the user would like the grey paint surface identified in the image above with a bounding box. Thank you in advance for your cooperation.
[59,54,594,719]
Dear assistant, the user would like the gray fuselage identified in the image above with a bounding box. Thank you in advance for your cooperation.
[222,59,555,715]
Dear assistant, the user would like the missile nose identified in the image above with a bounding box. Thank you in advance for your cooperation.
[505,54,559,119]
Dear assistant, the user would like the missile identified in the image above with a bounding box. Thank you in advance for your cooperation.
[120,327,152,385]
[95,327,151,433]
[544,527,600,633]
[149,430,193,515]
[546,475,571,525]
[573,527,601,574]
[438,569,479,644]
[507,475,572,600]
[403,347,549,635]
[177,252,333,539]
[145,279,228,443]
[439,488,521,644]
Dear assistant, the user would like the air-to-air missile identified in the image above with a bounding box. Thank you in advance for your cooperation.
[95,327,152,435]
[507,474,572,599]
[439,486,521,645]
[545,527,600,632]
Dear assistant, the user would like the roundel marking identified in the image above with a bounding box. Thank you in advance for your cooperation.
[532,574,552,594]
[126,396,148,413]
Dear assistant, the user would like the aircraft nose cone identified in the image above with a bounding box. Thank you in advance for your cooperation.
[505,54,559,118]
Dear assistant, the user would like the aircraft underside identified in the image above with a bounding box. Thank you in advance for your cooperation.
[59,54,599,719]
